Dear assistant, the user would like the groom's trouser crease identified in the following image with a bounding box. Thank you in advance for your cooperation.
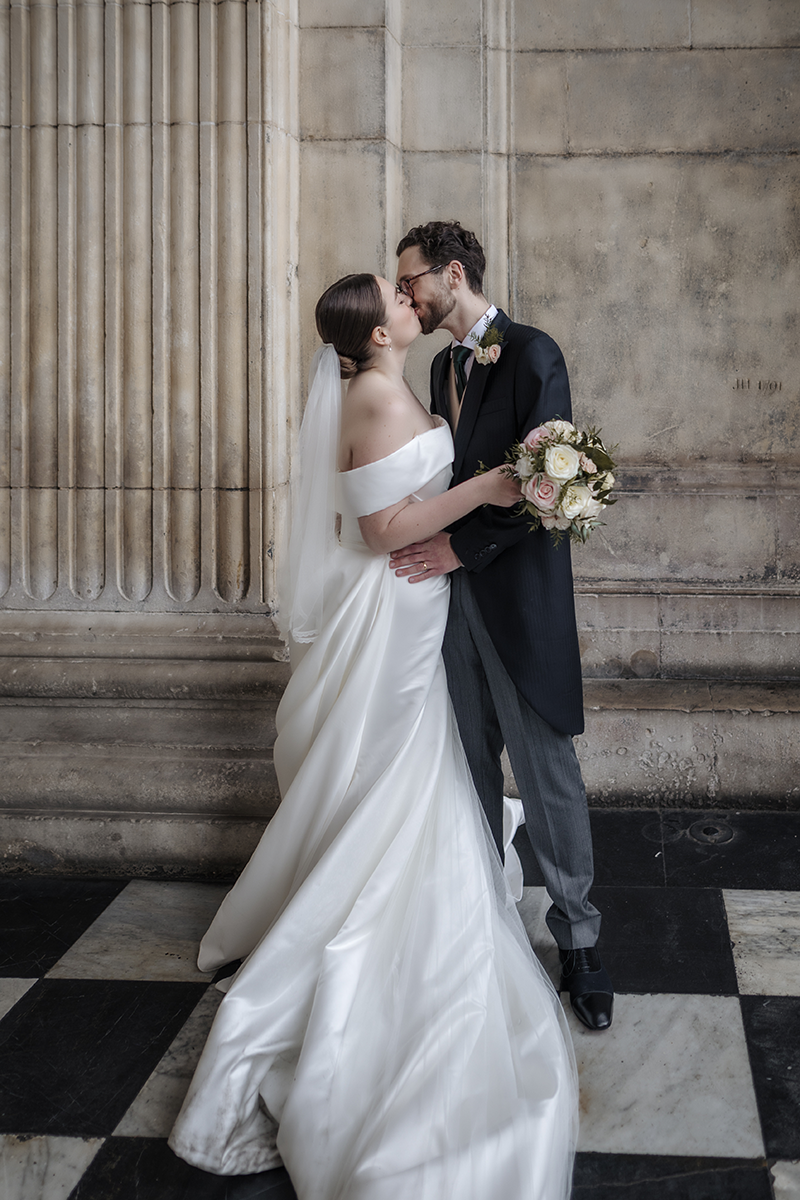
[443,570,600,951]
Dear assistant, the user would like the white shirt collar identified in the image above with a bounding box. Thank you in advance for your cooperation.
[453,305,499,351]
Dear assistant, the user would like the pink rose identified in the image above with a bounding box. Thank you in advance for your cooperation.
[487,343,501,363]
[523,426,549,451]
[579,453,597,474]
[523,473,558,511]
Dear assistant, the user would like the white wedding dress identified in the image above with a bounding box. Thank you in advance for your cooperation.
[169,422,578,1199]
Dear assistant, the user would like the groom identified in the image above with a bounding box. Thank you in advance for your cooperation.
[392,221,613,1031]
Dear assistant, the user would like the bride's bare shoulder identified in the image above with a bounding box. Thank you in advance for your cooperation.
[340,374,427,471]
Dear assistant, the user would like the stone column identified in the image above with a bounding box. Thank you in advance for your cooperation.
[0,0,300,874]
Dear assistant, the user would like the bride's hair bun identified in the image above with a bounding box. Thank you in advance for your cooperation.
[315,274,387,379]
[338,353,359,380]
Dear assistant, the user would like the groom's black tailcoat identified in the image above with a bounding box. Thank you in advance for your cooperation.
[432,310,585,737]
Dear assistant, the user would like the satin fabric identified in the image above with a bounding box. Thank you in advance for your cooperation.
[169,424,578,1198]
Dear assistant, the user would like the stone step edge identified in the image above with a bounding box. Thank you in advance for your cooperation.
[0,658,291,699]
[0,669,798,709]
[584,679,800,713]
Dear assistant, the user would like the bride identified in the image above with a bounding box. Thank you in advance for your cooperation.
[169,274,578,1198]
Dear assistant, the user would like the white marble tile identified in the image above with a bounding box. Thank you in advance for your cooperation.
[771,1160,800,1200]
[724,889,800,996]
[0,1135,103,1200]
[570,993,764,1158]
[46,881,228,981]
[114,985,223,1137]
[517,886,561,989]
[0,978,37,1022]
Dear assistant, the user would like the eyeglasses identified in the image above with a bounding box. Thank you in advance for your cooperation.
[397,263,444,300]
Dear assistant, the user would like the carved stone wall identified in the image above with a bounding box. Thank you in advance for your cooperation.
[1,0,798,874]
[297,0,799,812]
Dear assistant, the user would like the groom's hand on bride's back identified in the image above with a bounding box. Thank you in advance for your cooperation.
[390,533,462,582]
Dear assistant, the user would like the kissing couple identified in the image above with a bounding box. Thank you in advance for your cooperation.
[169,220,614,1199]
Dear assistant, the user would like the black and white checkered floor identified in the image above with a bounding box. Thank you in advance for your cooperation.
[1,809,799,1200]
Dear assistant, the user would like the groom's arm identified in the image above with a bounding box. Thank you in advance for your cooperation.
[449,330,571,573]
[391,328,571,581]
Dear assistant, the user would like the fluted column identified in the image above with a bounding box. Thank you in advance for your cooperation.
[1,0,297,615]
[68,0,106,600]
[0,0,10,597]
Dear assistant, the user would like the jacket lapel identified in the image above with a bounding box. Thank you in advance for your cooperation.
[431,347,451,422]
[452,310,511,477]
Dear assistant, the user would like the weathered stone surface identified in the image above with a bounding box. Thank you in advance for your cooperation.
[0,659,290,700]
[0,695,281,818]
[576,590,800,680]
[0,812,268,879]
[567,49,800,153]
[513,156,800,468]
[401,150,484,236]
[515,0,691,51]
[0,611,286,658]
[299,0,389,28]
[401,0,482,47]
[578,488,780,587]
[512,53,567,154]
[0,700,278,749]
[401,46,483,151]
[300,139,393,366]
[692,0,800,48]
[300,28,387,141]
[576,680,800,807]
[0,749,279,817]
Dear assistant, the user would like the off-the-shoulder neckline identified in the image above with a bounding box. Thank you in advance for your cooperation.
[339,419,449,476]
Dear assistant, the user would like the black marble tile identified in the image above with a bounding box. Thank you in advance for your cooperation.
[0,979,206,1136]
[661,812,800,890]
[69,1138,298,1200]
[0,878,128,977]
[740,995,800,1159]
[515,810,666,889]
[589,810,667,887]
[590,886,738,995]
[572,1152,772,1199]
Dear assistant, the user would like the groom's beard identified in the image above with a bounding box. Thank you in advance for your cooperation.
[415,287,456,335]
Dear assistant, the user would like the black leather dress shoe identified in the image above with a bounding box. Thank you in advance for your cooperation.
[559,946,614,1031]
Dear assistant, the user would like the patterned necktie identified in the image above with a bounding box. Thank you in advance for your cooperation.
[452,345,472,400]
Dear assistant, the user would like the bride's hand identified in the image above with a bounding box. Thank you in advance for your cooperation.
[481,465,522,508]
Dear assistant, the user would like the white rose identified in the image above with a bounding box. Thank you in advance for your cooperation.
[544,443,580,481]
[474,345,491,365]
[582,496,604,519]
[515,454,535,480]
[560,484,593,521]
[546,419,577,441]
[543,512,571,530]
[594,471,615,493]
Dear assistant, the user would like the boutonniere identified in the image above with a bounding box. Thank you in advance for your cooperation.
[471,323,503,366]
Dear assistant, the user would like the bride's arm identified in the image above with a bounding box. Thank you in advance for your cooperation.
[358,467,519,556]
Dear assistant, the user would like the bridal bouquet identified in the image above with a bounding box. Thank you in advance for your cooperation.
[503,419,617,546]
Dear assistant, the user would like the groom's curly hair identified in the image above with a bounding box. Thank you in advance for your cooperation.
[396,220,485,295]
